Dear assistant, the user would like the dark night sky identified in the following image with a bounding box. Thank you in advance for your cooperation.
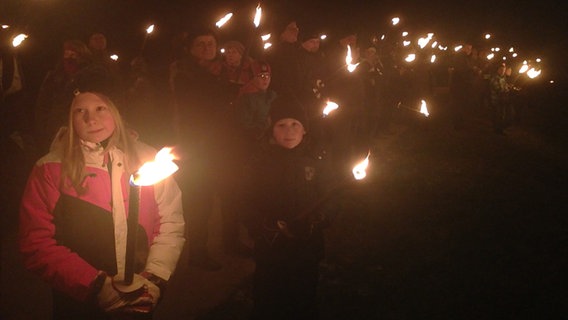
[2,0,567,83]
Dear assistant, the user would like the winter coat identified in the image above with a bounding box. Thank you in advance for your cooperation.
[19,135,185,303]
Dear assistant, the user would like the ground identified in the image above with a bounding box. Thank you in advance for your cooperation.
[2,85,567,319]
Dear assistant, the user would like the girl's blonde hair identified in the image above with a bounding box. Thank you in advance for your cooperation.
[55,92,140,194]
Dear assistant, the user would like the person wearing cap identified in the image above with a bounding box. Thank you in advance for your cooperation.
[243,96,339,319]
[220,40,254,91]
[19,78,185,318]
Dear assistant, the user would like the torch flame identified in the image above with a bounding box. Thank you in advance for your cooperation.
[527,68,541,79]
[146,24,155,34]
[12,34,28,47]
[518,64,529,74]
[430,54,437,63]
[215,13,233,28]
[391,17,400,26]
[352,152,370,180]
[322,100,339,117]
[405,53,416,62]
[263,42,272,50]
[346,45,359,72]
[131,147,179,186]
[420,100,429,117]
[253,4,262,28]
[110,54,119,61]
[261,33,271,41]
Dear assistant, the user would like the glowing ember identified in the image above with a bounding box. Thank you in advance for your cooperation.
[215,13,233,28]
[420,100,429,117]
[322,100,339,117]
[146,24,155,34]
[253,4,262,28]
[346,45,359,72]
[12,34,28,47]
[131,147,179,186]
[352,153,370,180]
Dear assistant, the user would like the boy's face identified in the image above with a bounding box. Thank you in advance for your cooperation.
[272,118,305,149]
[191,35,217,61]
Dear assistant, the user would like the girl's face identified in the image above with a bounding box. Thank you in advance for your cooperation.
[272,118,305,149]
[72,92,116,143]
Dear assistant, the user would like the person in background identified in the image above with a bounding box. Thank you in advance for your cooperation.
[489,63,512,135]
[34,39,100,153]
[19,74,185,319]
[220,40,254,97]
[172,26,234,270]
[243,96,339,320]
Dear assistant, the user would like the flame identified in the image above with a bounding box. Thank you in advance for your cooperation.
[402,31,409,37]
[403,40,411,47]
[261,33,271,41]
[352,152,370,180]
[110,54,119,61]
[485,33,491,39]
[146,24,155,34]
[405,53,416,62]
[391,17,400,26]
[12,33,28,47]
[420,100,429,117]
[518,63,529,74]
[430,54,437,63]
[323,100,339,117]
[2,25,9,29]
[454,45,463,52]
[345,45,359,72]
[527,68,541,79]
[253,4,262,28]
[320,34,327,40]
[486,53,495,60]
[263,42,272,50]
[215,13,233,28]
[131,147,179,186]
[431,41,438,48]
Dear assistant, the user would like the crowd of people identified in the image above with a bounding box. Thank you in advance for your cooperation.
[1,12,534,319]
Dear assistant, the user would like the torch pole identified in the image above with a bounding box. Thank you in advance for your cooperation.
[124,181,141,285]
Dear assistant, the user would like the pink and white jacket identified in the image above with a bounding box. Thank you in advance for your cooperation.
[19,138,185,302]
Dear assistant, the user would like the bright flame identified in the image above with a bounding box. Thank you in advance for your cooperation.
[146,24,155,34]
[405,53,416,62]
[131,147,179,186]
[380,34,385,40]
[509,47,514,53]
[12,34,28,47]
[420,100,429,117]
[391,17,400,26]
[487,53,495,60]
[403,40,411,46]
[322,100,339,117]
[485,33,491,39]
[263,42,272,50]
[527,68,541,79]
[454,45,463,52]
[352,152,370,180]
[346,45,359,72]
[431,41,438,48]
[430,54,436,63]
[1,25,9,29]
[494,47,500,52]
[253,4,262,28]
[261,33,271,41]
[215,13,233,28]
[320,34,327,40]
[110,54,119,61]
[536,58,541,63]
[402,31,408,37]
[502,56,507,61]
[512,53,517,58]
[220,48,226,54]
[518,64,529,74]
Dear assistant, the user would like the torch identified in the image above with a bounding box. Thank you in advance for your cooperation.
[114,147,178,291]
[139,24,155,56]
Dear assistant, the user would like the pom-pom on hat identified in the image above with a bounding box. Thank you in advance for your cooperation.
[269,95,308,129]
